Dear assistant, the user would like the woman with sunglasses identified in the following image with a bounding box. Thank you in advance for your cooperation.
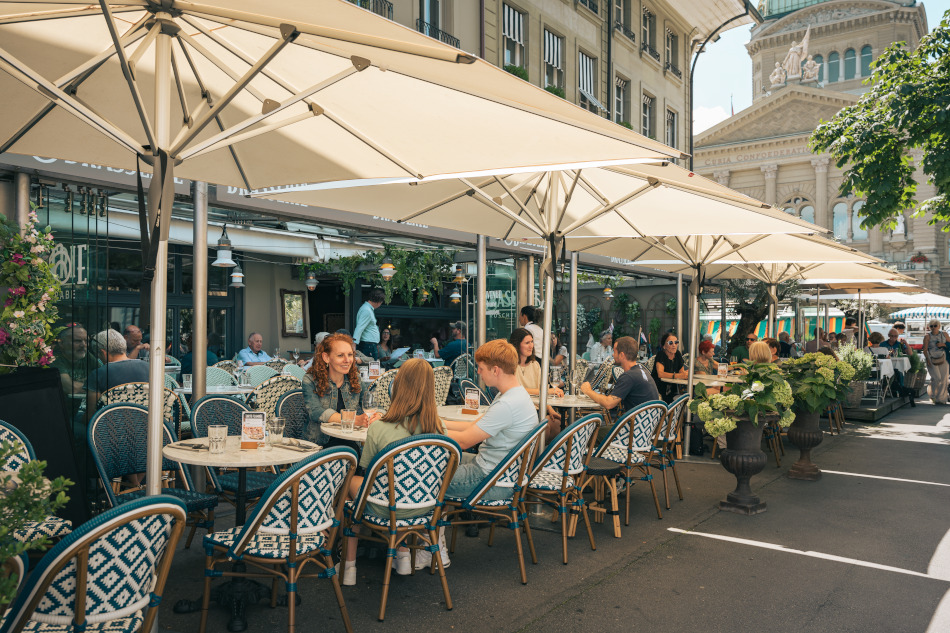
[651,331,688,403]
[923,320,948,405]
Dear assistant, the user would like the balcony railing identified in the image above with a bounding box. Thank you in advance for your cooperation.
[664,61,682,78]
[615,22,636,43]
[346,0,393,20]
[642,42,660,62]
[416,19,460,48]
[579,0,599,15]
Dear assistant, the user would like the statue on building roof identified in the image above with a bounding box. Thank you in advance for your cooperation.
[801,55,820,83]
[769,62,787,88]
[781,25,811,80]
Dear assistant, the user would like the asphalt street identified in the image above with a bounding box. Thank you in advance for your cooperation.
[159,400,950,633]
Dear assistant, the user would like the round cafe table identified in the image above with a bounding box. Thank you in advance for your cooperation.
[173,384,256,396]
[321,423,369,443]
[437,404,484,422]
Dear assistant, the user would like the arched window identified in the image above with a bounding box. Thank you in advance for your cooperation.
[844,49,856,80]
[832,202,848,239]
[827,52,840,82]
[851,200,868,241]
[860,45,873,77]
[800,205,815,224]
[813,54,824,82]
[783,207,796,215]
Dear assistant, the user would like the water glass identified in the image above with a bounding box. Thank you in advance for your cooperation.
[208,425,228,454]
[182,374,192,389]
[265,417,285,450]
[240,370,250,387]
[362,391,377,420]
[293,347,300,362]
[341,409,356,434]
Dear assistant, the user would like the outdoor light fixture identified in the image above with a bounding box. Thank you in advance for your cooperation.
[453,265,467,284]
[421,289,430,301]
[604,286,613,300]
[305,271,318,291]
[230,263,245,288]
[34,185,48,209]
[450,286,461,304]
[96,192,108,218]
[79,188,89,215]
[212,225,236,268]
[63,187,73,214]
[379,256,396,280]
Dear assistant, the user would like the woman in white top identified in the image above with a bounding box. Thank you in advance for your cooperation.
[509,328,563,437]
[923,319,948,405]
[589,331,613,364]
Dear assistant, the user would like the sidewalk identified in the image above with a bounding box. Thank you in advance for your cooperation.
[158,401,950,633]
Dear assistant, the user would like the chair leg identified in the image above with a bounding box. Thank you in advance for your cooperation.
[287,576,296,633]
[185,522,198,549]
[660,462,671,510]
[511,508,528,585]
[199,555,213,633]
[487,522,496,546]
[669,456,684,501]
[645,469,662,520]
[429,528,453,611]
[560,496,569,565]
[521,501,538,564]
[581,499,597,552]
[378,535,396,621]
[607,478,621,538]
[450,524,459,554]
[325,554,354,633]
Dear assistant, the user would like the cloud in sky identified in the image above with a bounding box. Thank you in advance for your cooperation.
[693,105,730,134]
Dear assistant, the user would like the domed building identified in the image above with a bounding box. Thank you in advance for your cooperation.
[694,0,943,290]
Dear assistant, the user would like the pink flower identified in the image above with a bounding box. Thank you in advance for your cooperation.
[3,298,11,308]
[11,287,25,297]
[11,253,24,266]
[38,354,51,366]
[30,245,45,254]
[41,293,50,302]
[0,329,8,344]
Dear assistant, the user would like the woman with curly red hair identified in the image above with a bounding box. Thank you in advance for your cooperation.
[303,333,376,446]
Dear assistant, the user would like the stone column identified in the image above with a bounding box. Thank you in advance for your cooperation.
[713,170,731,187]
[869,224,884,255]
[761,164,778,206]
[811,157,830,229]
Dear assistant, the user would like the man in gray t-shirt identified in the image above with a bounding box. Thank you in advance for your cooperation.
[84,329,150,419]
[445,339,539,501]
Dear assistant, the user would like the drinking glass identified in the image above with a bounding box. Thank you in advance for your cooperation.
[240,370,250,387]
[265,417,285,450]
[140,349,149,362]
[208,425,228,454]
[182,374,192,390]
[274,347,280,360]
[362,391,377,420]
[341,409,356,434]
[293,347,300,363]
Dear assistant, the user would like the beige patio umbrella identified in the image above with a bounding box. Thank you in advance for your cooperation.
[0,0,685,495]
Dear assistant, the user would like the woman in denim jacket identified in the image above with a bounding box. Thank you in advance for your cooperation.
[303,333,376,447]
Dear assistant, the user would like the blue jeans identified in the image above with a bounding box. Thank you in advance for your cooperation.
[446,453,512,502]
[357,341,378,359]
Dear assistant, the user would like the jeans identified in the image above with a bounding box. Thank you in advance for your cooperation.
[357,341,378,359]
[445,453,512,502]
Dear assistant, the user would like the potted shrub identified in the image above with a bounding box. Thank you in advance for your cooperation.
[782,352,856,480]
[838,343,873,407]
[690,362,795,514]
[908,352,926,394]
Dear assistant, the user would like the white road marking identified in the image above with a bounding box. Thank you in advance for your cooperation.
[822,470,950,487]
[926,590,950,633]
[668,528,948,581]
[929,529,950,582]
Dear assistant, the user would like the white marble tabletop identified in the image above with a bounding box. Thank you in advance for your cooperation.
[173,384,256,396]
[321,423,368,442]
[162,436,321,468]
[530,394,601,408]
[437,404,484,422]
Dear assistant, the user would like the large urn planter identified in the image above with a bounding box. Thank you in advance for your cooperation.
[718,414,772,515]
[842,382,865,408]
[786,408,823,481]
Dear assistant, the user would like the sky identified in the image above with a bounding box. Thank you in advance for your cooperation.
[692,0,950,133]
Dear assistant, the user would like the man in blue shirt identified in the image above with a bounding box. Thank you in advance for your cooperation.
[432,321,468,365]
[353,288,385,360]
[235,332,271,366]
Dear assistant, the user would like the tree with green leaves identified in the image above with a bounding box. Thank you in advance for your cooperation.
[725,280,799,355]
[811,11,950,230]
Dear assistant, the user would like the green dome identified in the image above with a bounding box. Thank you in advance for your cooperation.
[763,0,834,18]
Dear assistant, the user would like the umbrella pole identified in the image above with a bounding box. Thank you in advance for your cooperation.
[683,269,702,456]
[767,283,778,339]
[146,20,173,496]
[676,274,684,337]
[476,235,487,348]
[570,251,578,389]
[193,182,208,402]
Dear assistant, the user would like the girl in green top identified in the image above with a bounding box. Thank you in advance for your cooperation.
[338,359,446,584]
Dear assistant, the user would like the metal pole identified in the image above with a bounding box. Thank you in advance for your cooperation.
[570,251,578,391]
[476,235,487,348]
[721,282,728,353]
[538,176,556,428]
[527,255,535,306]
[192,182,208,401]
[824,302,829,339]
[857,289,863,348]
[767,283,778,339]
[14,172,30,232]
[683,270,702,455]
[146,16,172,496]
[676,274,684,336]
[814,286,821,344]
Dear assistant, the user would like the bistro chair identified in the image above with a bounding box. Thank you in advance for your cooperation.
[213,360,237,374]
[456,378,492,406]
[572,359,590,385]
[251,375,301,414]
[206,366,238,387]
[1,553,28,629]
[246,365,279,386]
[449,353,472,381]
[369,369,398,411]
[283,363,306,380]
[1,496,186,633]
[525,414,601,565]
[432,365,454,406]
[166,355,182,366]
[200,448,358,633]
[580,401,667,535]
[87,404,218,548]
[191,395,278,505]
[164,374,192,431]
[442,423,547,585]
[1,420,73,545]
[650,394,688,508]
[275,390,309,441]
[265,359,287,372]
[343,435,461,621]
[588,360,615,392]
[96,382,183,436]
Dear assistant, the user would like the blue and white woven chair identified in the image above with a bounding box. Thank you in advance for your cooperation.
[191,395,277,505]
[0,553,28,630]
[589,360,615,392]
[87,404,218,548]
[200,448,357,633]
[369,369,398,411]
[206,366,238,387]
[250,375,301,414]
[166,355,182,366]
[343,435,461,621]
[455,378,492,406]
[651,394,688,508]
[2,420,73,544]
[96,382,183,437]
[214,360,237,374]
[525,414,601,565]
[275,390,308,440]
[265,359,287,372]
[282,364,306,380]
[245,365,278,387]
[449,353,472,381]
[1,495,186,633]
[442,423,547,585]
[432,366,454,406]
[580,400,667,535]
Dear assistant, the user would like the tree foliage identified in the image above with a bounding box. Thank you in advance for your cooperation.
[810,11,950,229]
[725,279,799,355]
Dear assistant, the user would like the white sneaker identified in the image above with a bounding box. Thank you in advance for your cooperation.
[391,551,412,576]
[413,530,450,570]
[334,561,357,586]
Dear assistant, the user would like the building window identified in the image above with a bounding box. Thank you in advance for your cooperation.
[641,93,655,139]
[543,29,563,90]
[851,200,868,241]
[813,54,824,82]
[861,45,873,77]
[641,8,657,60]
[827,51,839,82]
[420,0,440,28]
[832,202,848,239]
[665,109,677,148]
[665,29,680,76]
[782,196,813,224]
[615,77,628,124]
[503,4,525,68]
[578,52,605,114]
[800,205,815,224]
[844,48,856,80]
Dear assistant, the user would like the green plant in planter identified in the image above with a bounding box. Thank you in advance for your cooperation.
[838,342,874,381]
[909,352,925,374]
[544,85,565,98]
[504,64,529,81]
[0,442,71,610]
[782,352,856,412]
[690,361,795,438]
[618,121,633,130]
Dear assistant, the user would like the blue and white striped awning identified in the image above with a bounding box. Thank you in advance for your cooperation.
[889,307,950,320]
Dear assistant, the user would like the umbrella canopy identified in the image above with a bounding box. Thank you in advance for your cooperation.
[890,306,950,320]
[816,291,950,306]
[797,279,923,294]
